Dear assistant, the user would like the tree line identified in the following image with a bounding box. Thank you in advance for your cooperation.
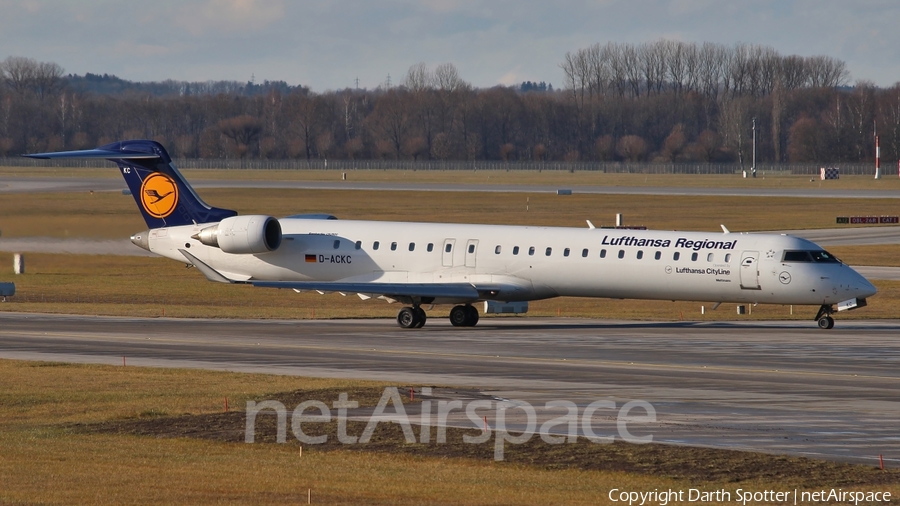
[1,44,899,165]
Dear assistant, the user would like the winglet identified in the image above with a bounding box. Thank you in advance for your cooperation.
[179,249,237,284]
[720,224,730,234]
[586,220,596,229]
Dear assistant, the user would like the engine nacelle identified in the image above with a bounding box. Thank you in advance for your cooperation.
[193,215,282,254]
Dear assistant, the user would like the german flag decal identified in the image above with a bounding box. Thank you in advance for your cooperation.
[305,254,317,263]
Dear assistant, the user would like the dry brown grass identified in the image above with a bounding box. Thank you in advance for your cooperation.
[828,244,900,266]
[6,164,900,190]
[0,359,692,505]
[3,186,900,239]
[2,359,895,505]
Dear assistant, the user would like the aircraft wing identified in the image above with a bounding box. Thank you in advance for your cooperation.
[251,280,480,300]
[179,249,498,302]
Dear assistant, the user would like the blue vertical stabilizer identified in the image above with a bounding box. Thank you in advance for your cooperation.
[24,140,237,228]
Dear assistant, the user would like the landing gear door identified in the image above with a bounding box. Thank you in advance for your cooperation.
[740,251,761,290]
[442,239,456,267]
[465,239,478,268]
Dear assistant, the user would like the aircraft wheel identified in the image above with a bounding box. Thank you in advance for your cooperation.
[817,316,834,330]
[464,305,479,326]
[397,307,418,329]
[449,305,468,327]
[414,307,427,328]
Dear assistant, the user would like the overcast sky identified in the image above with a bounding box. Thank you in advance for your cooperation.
[2,0,898,91]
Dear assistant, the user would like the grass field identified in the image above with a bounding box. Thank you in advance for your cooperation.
[6,164,900,190]
[1,359,896,505]
[3,186,900,239]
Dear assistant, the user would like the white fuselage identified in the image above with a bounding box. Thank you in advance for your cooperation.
[144,218,876,307]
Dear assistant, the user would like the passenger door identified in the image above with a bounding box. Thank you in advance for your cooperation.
[740,251,761,290]
[442,239,456,267]
[465,239,478,268]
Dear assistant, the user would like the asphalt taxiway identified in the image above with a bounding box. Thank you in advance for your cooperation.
[1,312,898,465]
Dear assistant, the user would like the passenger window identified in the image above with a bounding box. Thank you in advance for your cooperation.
[654,251,661,260]
[355,241,361,250]
[545,247,552,256]
[427,243,434,252]
[618,250,625,259]
[529,247,535,256]
[495,245,501,254]
[564,248,570,257]
[373,241,380,250]
[445,243,452,253]
[707,253,713,262]
[725,253,731,262]
[333,240,340,249]
[468,244,475,254]
[691,252,698,261]
[673,252,680,261]
[636,251,643,259]
[513,246,520,255]
[409,242,415,252]
[391,242,397,251]
[582,248,588,258]
[600,249,607,258]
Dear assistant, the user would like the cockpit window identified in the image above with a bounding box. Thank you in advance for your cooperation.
[782,250,841,263]
[782,251,812,262]
[810,250,841,263]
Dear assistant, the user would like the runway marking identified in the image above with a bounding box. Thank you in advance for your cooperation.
[2,329,897,383]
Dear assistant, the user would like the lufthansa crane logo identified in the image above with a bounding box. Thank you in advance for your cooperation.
[139,172,179,219]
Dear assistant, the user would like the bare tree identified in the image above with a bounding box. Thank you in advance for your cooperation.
[218,115,262,158]
[403,62,431,92]
[617,135,649,161]
[1,56,38,95]
[34,61,65,101]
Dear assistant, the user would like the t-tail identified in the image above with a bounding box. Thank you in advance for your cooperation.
[23,140,236,229]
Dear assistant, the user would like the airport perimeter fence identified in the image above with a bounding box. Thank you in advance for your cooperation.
[1,156,880,176]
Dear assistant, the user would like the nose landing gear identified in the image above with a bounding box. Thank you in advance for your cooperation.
[814,304,835,330]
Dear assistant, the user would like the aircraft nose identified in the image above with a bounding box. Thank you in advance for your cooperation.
[850,269,877,299]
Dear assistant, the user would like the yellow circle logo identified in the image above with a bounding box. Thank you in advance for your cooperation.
[139,172,179,219]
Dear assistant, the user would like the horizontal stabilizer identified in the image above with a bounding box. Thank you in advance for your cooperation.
[23,148,160,160]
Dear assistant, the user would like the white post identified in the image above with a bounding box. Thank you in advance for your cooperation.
[13,254,24,274]
[751,117,757,178]
[875,135,882,179]
[615,213,623,227]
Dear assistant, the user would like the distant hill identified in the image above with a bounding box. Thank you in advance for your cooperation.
[65,72,308,97]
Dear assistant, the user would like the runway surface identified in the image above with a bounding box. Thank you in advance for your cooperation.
[1,312,898,465]
[3,175,900,199]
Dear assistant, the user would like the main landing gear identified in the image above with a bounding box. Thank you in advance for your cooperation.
[397,306,427,329]
[449,304,479,327]
[395,304,480,329]
[814,304,835,330]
